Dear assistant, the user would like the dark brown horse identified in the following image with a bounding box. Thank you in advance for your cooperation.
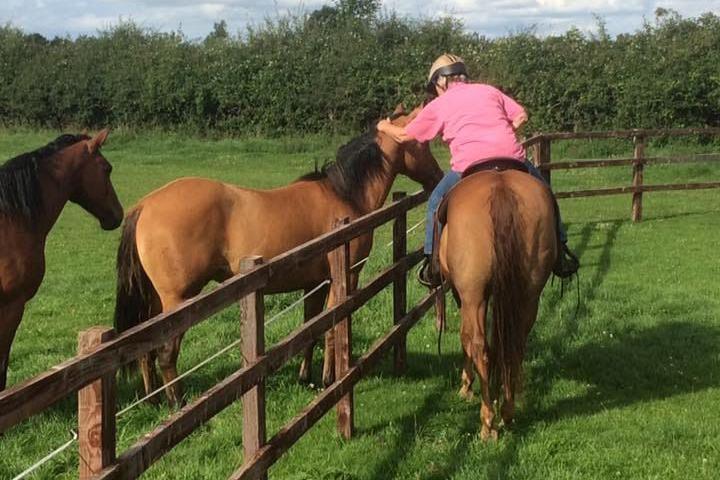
[437,167,556,440]
[0,130,124,391]
[114,107,443,406]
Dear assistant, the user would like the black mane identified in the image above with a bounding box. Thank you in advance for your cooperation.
[297,129,385,210]
[0,134,87,220]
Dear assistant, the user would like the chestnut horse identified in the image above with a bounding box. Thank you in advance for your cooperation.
[114,107,443,406]
[438,167,556,440]
[0,130,124,391]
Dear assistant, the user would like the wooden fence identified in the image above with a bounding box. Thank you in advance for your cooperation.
[0,191,442,480]
[524,128,720,222]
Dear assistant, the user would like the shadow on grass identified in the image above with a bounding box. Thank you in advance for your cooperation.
[354,351,476,480]
[540,319,720,420]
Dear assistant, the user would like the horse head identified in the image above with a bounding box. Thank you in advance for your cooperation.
[379,104,443,192]
[67,129,124,230]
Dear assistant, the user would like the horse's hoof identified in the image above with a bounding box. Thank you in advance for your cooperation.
[167,395,186,410]
[322,371,335,387]
[500,416,514,429]
[481,426,499,442]
[458,386,474,401]
[298,369,311,385]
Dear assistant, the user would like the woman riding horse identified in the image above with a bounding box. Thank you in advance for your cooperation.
[377,54,578,438]
[377,54,578,286]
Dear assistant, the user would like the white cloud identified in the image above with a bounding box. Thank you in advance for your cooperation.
[67,14,119,31]
[1,0,719,39]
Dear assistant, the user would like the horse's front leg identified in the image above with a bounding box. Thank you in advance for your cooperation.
[299,284,329,384]
[0,299,25,391]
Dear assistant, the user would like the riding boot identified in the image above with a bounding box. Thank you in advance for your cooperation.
[553,242,579,279]
[418,254,441,288]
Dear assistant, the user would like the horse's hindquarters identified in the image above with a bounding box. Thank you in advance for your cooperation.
[439,171,557,435]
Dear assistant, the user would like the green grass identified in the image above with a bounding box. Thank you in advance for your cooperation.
[1,129,719,479]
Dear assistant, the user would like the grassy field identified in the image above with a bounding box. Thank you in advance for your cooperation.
[1,128,719,479]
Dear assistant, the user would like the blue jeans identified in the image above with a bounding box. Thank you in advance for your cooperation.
[423,160,567,255]
[424,170,461,254]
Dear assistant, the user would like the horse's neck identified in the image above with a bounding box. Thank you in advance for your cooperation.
[35,155,74,236]
[358,159,396,214]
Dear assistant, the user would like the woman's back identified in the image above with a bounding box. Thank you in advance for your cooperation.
[407,82,526,171]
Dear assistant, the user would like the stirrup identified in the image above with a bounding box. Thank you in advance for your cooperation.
[417,257,441,288]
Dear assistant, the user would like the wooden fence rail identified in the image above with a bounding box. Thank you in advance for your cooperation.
[2,189,439,480]
[523,128,720,222]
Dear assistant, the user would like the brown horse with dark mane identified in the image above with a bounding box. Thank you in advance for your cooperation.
[0,130,123,391]
[437,164,556,440]
[114,107,443,407]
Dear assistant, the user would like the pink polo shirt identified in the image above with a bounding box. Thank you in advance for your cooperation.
[405,82,526,173]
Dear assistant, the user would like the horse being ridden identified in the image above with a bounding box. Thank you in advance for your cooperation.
[0,130,124,391]
[438,167,557,440]
[114,107,443,407]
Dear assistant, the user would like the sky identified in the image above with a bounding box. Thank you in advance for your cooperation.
[1,0,718,40]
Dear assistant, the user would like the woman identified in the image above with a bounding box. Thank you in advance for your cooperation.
[377,53,578,286]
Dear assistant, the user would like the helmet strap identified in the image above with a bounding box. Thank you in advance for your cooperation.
[436,76,448,90]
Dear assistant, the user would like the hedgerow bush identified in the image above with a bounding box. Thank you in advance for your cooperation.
[0,1,718,134]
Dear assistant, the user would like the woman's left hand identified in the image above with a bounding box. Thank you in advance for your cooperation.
[377,118,391,133]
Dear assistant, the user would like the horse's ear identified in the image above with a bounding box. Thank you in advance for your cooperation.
[88,128,110,154]
[393,103,405,115]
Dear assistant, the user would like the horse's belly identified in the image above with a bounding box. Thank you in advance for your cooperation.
[265,256,330,294]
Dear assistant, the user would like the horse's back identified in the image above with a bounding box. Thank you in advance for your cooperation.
[130,176,350,296]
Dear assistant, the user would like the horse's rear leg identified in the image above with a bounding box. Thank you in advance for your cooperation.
[458,316,475,401]
[156,293,186,408]
[299,284,329,384]
[462,300,496,441]
[139,352,161,405]
[136,293,162,404]
[500,298,539,428]
[0,299,25,391]
[157,334,184,408]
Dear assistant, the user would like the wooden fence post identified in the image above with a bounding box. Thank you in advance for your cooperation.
[78,327,116,480]
[530,135,541,168]
[240,256,266,480]
[392,192,407,374]
[538,137,552,186]
[632,135,645,222]
[331,217,353,440]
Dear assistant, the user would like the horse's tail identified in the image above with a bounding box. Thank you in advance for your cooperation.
[114,206,155,339]
[489,180,528,398]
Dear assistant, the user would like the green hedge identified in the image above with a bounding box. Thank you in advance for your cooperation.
[0,1,718,134]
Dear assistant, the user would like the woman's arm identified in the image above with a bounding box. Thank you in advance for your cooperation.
[377,119,414,144]
[512,111,528,131]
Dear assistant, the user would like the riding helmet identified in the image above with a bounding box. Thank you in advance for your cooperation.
[426,53,467,92]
